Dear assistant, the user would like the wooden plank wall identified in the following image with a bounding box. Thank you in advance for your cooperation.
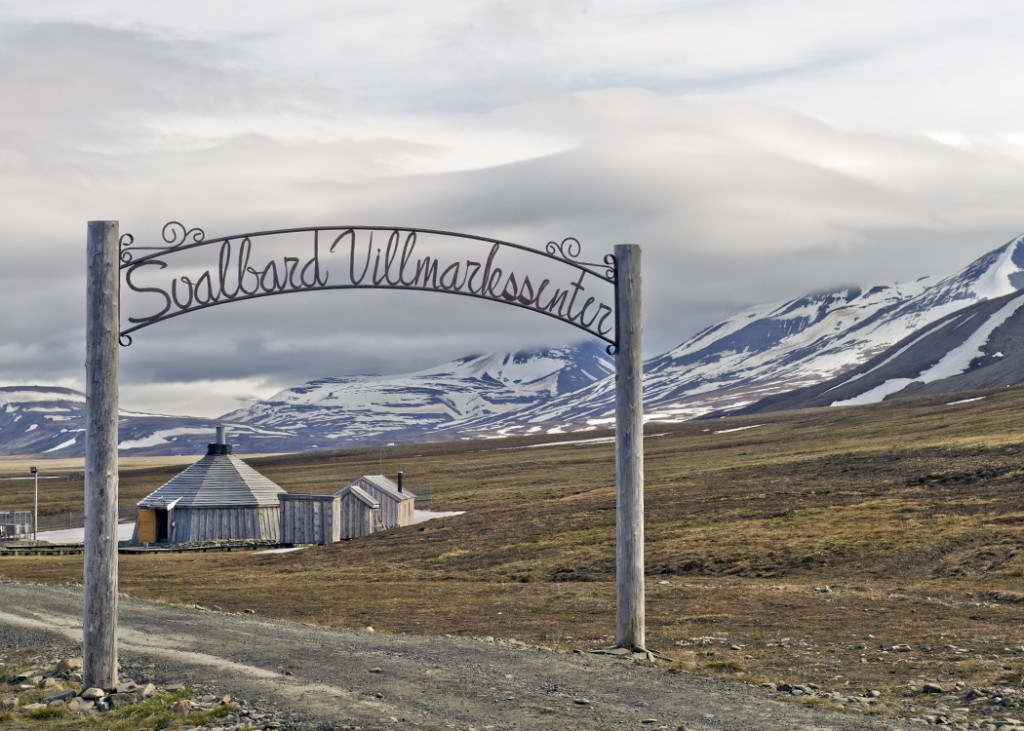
[170,507,281,543]
[279,495,340,545]
[339,494,377,539]
[396,498,415,527]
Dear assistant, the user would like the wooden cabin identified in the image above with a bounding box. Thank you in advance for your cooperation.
[336,474,415,530]
[134,429,286,544]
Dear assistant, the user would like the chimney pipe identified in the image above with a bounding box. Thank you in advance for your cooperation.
[207,426,232,455]
[397,471,403,493]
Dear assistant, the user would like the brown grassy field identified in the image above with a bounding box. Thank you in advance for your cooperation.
[3,386,1024,720]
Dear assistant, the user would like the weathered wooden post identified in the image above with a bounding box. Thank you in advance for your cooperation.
[84,220,119,689]
[614,243,644,650]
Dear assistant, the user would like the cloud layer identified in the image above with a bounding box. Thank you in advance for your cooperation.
[3,2,1024,416]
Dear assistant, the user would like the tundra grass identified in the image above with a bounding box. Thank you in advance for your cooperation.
[3,385,1024,721]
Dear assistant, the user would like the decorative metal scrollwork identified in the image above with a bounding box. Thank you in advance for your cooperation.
[546,236,582,260]
[603,253,617,282]
[546,237,615,281]
[119,222,206,264]
[162,221,206,247]
[118,232,135,265]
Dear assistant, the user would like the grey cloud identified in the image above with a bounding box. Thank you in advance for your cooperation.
[114,103,1024,391]
[0,23,261,140]
[4,13,1024,416]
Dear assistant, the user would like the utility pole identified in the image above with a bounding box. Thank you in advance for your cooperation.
[30,466,37,540]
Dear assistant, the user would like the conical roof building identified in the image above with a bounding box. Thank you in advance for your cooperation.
[135,428,286,544]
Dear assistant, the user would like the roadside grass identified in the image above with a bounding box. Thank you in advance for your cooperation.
[0,687,240,731]
[109,692,237,730]
[24,705,66,720]
[3,385,1024,720]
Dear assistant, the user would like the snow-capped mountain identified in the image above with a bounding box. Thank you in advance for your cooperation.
[6,234,1024,457]
[0,387,90,456]
[219,342,614,450]
[731,288,1024,413]
[0,386,300,457]
[455,234,1024,434]
[0,344,612,457]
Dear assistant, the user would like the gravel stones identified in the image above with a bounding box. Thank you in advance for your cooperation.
[758,676,1024,729]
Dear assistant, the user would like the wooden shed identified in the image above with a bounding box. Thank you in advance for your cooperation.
[279,493,341,545]
[337,484,382,539]
[336,474,415,530]
[133,430,286,544]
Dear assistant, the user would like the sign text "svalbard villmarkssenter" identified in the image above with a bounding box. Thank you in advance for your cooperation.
[120,224,617,347]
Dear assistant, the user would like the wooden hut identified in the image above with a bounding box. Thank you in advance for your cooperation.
[134,429,286,544]
[280,484,383,543]
[336,474,414,530]
[337,484,381,538]
[279,493,341,545]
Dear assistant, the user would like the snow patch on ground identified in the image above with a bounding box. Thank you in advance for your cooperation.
[412,509,464,524]
[713,424,764,435]
[36,522,136,544]
[524,436,616,448]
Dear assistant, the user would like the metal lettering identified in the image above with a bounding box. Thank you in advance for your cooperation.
[120,224,618,347]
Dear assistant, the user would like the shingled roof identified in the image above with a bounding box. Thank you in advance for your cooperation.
[336,483,380,508]
[337,474,414,502]
[137,452,286,509]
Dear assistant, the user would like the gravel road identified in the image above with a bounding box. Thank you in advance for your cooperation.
[0,581,914,731]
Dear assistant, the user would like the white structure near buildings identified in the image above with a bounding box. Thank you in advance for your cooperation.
[0,511,32,540]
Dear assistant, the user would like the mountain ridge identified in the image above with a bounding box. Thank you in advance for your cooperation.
[453,233,1024,435]
[3,233,1024,456]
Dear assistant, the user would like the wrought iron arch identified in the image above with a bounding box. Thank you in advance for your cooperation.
[118,221,620,351]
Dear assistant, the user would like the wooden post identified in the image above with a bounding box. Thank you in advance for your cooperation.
[84,220,119,689]
[614,243,644,650]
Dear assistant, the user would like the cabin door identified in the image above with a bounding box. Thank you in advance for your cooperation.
[154,509,170,542]
[137,507,172,543]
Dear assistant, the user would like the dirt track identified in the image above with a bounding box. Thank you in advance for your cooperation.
[0,581,916,731]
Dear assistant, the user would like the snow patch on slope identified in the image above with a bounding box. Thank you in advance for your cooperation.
[831,292,1024,407]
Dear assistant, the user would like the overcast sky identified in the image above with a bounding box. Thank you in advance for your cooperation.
[4,0,1024,417]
